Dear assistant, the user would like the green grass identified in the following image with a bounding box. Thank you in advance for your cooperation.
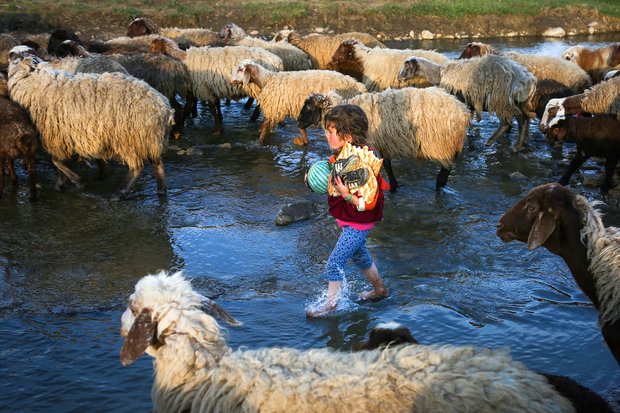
[367,0,620,18]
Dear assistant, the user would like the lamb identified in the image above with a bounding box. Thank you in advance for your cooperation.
[281,31,386,69]
[327,39,450,91]
[296,87,470,190]
[0,72,38,200]
[527,79,574,120]
[459,42,592,93]
[398,55,536,152]
[219,22,312,71]
[497,183,620,366]
[544,114,620,192]
[8,47,173,199]
[354,322,614,413]
[540,76,620,130]
[120,270,576,413]
[230,60,367,145]
[127,17,221,47]
[149,36,284,135]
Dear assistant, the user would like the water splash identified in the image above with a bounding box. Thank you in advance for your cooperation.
[305,273,358,317]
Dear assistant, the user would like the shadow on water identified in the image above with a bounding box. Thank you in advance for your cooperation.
[1,35,619,411]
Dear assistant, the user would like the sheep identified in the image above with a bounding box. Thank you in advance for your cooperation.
[352,321,419,351]
[354,323,614,413]
[120,270,576,413]
[8,47,173,200]
[280,31,386,70]
[326,39,450,91]
[459,42,592,93]
[219,22,312,71]
[296,87,470,190]
[57,39,193,138]
[148,36,284,135]
[563,44,620,71]
[127,17,221,47]
[0,73,38,200]
[230,60,367,145]
[544,114,620,192]
[497,182,620,366]
[540,76,620,130]
[527,79,574,120]
[398,55,536,152]
[0,33,20,71]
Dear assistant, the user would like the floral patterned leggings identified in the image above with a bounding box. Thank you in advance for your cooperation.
[324,226,373,282]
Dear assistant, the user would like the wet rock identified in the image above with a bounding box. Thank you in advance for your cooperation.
[275,201,317,226]
[582,173,604,188]
[509,171,528,182]
[218,143,232,149]
[419,30,435,40]
[542,27,566,37]
[607,186,620,198]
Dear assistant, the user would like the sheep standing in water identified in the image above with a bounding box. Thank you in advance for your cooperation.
[8,47,173,200]
[497,183,620,366]
[121,270,575,413]
[399,54,536,152]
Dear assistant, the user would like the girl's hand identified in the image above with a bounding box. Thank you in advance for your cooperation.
[332,174,349,197]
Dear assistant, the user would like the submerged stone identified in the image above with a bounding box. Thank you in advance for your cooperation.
[275,201,318,226]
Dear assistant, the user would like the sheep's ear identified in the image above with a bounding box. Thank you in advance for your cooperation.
[120,308,157,366]
[527,209,557,250]
[242,65,252,85]
[201,299,242,326]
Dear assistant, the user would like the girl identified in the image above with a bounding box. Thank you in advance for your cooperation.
[306,104,390,317]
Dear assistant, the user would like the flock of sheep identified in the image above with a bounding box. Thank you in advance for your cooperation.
[1,17,620,413]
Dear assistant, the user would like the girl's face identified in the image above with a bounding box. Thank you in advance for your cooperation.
[325,123,349,150]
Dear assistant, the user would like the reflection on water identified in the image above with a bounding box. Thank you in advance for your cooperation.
[1,35,619,411]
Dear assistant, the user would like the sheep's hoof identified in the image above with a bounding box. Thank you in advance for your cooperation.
[292,136,309,146]
[511,144,524,153]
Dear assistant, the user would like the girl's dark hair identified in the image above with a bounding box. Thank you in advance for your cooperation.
[323,104,369,146]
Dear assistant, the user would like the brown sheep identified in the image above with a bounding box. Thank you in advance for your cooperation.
[0,73,38,200]
[497,183,620,366]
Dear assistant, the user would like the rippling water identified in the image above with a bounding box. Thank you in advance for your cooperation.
[1,34,619,412]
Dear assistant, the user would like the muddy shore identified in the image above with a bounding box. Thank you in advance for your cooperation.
[1,5,620,41]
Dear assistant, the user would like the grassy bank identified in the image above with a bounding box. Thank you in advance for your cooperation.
[1,0,620,38]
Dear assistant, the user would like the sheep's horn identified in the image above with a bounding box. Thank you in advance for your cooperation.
[201,299,242,326]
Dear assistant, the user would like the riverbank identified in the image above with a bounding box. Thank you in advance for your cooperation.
[1,1,620,41]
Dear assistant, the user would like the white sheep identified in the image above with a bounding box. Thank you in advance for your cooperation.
[297,87,470,190]
[540,76,620,130]
[459,42,592,93]
[399,55,536,152]
[230,60,367,145]
[327,39,450,91]
[281,31,386,69]
[219,22,312,71]
[148,36,284,135]
[126,17,221,47]
[8,47,173,199]
[120,270,576,413]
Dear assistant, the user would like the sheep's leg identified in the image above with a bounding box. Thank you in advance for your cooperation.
[485,119,512,147]
[207,100,223,135]
[559,149,588,186]
[24,156,37,200]
[293,128,309,146]
[602,156,619,192]
[0,156,5,196]
[258,120,272,144]
[383,159,398,192]
[96,159,107,180]
[151,157,167,196]
[7,159,17,188]
[512,113,530,152]
[436,166,451,189]
[170,97,184,140]
[243,97,254,109]
[224,98,231,106]
[185,95,198,119]
[52,158,83,191]
[112,167,141,201]
[250,105,261,122]
[602,320,620,366]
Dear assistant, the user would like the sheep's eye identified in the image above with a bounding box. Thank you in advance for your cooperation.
[525,204,536,212]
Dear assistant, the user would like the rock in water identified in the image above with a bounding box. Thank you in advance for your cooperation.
[275,201,317,226]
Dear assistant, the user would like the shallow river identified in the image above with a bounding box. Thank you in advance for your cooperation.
[1,34,619,411]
